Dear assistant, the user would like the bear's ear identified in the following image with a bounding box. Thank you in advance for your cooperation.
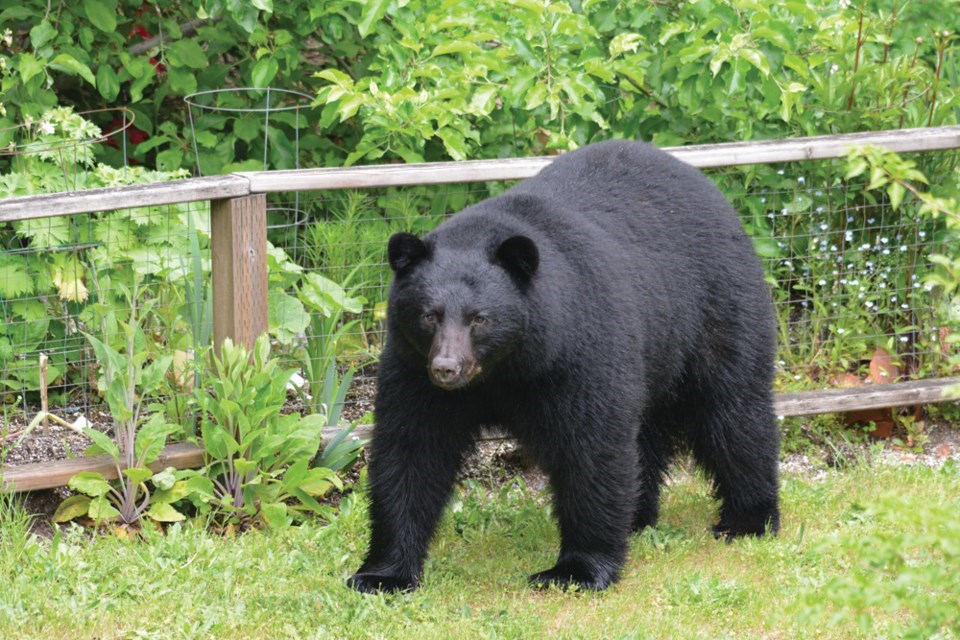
[495,235,539,283]
[388,232,429,274]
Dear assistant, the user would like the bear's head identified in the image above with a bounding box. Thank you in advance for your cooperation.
[387,231,539,390]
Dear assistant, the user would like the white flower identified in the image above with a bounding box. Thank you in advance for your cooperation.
[837,328,845,334]
[38,120,55,135]
[865,300,874,308]
[844,231,853,241]
[798,176,806,184]
[880,237,889,244]
[830,64,840,74]
[820,223,829,231]
[900,336,909,343]
[819,279,827,286]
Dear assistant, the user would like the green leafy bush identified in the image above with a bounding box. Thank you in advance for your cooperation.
[53,282,184,526]
[187,335,342,529]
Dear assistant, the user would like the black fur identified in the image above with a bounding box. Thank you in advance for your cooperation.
[347,140,780,594]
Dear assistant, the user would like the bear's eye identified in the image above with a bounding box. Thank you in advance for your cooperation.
[423,311,438,324]
[470,315,487,327]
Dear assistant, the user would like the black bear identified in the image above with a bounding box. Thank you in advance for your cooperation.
[348,140,780,593]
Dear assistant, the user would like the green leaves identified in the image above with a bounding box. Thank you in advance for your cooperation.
[356,0,391,38]
[167,40,208,70]
[83,0,117,33]
[194,335,343,528]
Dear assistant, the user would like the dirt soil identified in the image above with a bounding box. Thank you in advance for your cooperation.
[3,370,960,537]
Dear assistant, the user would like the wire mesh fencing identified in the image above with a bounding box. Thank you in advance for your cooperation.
[1,150,958,431]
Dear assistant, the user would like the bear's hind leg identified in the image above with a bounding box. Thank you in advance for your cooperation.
[633,417,677,532]
[687,386,780,539]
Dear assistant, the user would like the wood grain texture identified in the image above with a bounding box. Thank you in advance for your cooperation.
[772,377,960,417]
[0,175,249,222]
[240,125,960,191]
[210,194,269,352]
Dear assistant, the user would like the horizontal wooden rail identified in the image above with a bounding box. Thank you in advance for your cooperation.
[1,126,958,221]
[240,125,960,192]
[773,376,960,417]
[1,426,368,493]
[4,378,958,492]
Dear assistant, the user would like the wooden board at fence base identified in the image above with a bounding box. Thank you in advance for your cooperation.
[1,425,371,493]
[772,376,960,417]
[4,378,958,493]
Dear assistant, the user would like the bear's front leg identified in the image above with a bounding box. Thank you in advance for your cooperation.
[529,434,637,591]
[348,410,475,594]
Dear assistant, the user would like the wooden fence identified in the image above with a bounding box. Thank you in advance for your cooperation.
[2,125,960,491]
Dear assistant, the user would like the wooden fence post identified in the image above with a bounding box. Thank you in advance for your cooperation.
[210,194,268,352]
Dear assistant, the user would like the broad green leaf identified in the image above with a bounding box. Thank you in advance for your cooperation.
[82,427,121,462]
[268,291,310,343]
[84,0,117,33]
[234,458,259,475]
[68,471,112,497]
[16,214,75,250]
[888,181,906,211]
[609,33,642,58]
[297,466,341,496]
[146,502,186,522]
[16,53,44,84]
[234,117,261,143]
[52,495,91,522]
[50,54,96,86]
[136,415,173,465]
[167,39,208,70]
[357,0,390,38]
[151,468,178,491]
[432,41,481,57]
[88,496,121,522]
[737,48,770,76]
[96,64,120,101]
[301,272,363,315]
[122,467,153,485]
[251,57,279,88]
[29,21,56,49]
[261,502,290,528]
[140,355,173,395]
[336,94,367,123]
[0,255,33,298]
[658,22,687,46]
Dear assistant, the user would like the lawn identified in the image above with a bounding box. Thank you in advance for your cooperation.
[2,460,958,639]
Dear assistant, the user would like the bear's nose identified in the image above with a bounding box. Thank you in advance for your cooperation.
[431,357,461,385]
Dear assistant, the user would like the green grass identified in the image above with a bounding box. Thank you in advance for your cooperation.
[2,462,958,639]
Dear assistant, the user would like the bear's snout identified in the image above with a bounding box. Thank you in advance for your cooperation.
[430,356,463,387]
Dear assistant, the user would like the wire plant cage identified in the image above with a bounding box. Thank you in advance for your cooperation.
[184,87,316,234]
[0,107,138,191]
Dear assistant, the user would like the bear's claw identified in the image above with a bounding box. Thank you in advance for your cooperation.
[347,572,418,594]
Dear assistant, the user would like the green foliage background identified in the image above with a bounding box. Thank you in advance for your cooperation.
[1,0,959,397]
[2,0,958,170]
